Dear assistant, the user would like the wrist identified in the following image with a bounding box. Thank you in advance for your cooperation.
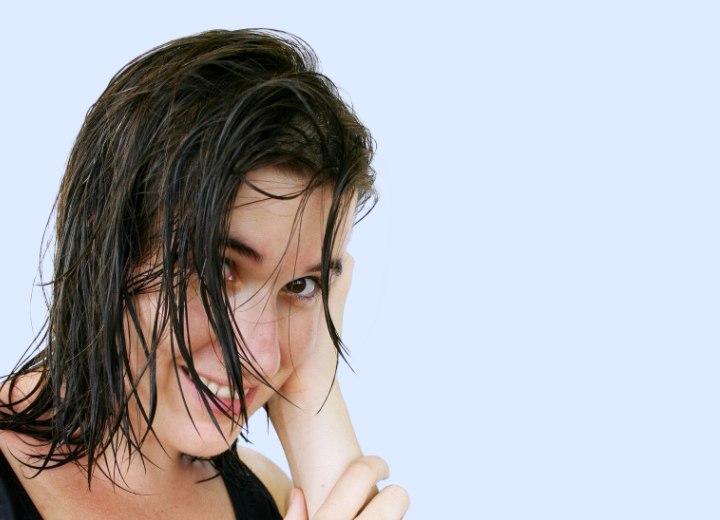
[269,380,362,514]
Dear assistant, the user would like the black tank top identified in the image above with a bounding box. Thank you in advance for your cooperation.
[0,447,282,519]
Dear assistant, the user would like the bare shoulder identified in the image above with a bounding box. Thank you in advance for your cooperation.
[0,371,43,408]
[0,371,50,457]
[236,445,293,515]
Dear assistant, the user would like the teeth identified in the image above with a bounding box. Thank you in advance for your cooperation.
[197,374,238,400]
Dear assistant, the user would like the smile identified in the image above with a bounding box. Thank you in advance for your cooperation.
[197,374,238,399]
[178,367,257,418]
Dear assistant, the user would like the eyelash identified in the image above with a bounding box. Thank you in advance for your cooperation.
[221,259,322,302]
[221,259,237,282]
[283,276,322,302]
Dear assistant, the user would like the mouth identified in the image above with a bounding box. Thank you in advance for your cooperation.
[196,373,238,400]
[180,368,256,416]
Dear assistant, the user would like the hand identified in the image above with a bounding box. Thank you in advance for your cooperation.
[273,253,354,410]
[271,255,401,516]
[284,456,410,519]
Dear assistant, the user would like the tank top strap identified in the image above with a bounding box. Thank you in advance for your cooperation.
[0,447,43,519]
[212,447,283,520]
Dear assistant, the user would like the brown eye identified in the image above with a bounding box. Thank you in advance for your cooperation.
[284,277,319,300]
[222,260,235,281]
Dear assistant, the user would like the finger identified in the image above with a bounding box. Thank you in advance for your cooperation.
[283,488,308,520]
[340,252,354,282]
[331,253,354,302]
[314,456,389,520]
[327,253,354,333]
[357,485,410,520]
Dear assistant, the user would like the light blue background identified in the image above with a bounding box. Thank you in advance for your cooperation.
[1,2,718,518]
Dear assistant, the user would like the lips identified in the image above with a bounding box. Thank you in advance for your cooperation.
[180,367,255,416]
[196,373,239,400]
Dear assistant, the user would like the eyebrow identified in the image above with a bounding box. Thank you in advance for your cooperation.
[308,258,344,277]
[224,237,263,262]
[225,237,343,276]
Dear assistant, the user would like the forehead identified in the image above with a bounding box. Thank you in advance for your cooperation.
[231,167,340,231]
[234,168,322,213]
[227,167,354,263]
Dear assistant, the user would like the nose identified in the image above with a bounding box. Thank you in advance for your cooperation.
[233,302,282,380]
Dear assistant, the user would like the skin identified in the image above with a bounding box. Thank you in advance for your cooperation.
[126,167,346,461]
[0,167,409,519]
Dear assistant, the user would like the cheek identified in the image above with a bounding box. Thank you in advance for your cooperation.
[126,295,158,376]
[130,291,212,375]
[184,296,214,350]
[281,307,321,366]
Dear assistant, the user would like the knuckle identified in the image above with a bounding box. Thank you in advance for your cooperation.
[383,484,410,509]
[348,459,376,481]
[349,455,387,482]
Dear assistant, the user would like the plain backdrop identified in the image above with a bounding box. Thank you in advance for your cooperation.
[1,2,718,519]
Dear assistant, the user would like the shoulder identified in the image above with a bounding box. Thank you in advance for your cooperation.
[236,445,293,515]
[0,372,53,461]
[0,371,43,411]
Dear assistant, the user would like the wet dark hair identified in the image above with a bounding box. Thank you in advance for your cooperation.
[0,29,375,481]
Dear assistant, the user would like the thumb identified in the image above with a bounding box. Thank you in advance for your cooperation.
[283,488,308,520]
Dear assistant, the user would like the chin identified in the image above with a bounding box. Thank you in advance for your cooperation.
[169,419,244,459]
[163,369,252,455]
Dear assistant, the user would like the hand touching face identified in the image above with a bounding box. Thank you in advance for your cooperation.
[129,167,353,459]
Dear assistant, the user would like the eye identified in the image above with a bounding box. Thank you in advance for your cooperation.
[221,259,235,282]
[284,277,320,301]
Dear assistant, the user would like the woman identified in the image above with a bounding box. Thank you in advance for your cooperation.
[0,29,408,519]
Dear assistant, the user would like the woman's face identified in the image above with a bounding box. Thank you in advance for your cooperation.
[129,167,351,459]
